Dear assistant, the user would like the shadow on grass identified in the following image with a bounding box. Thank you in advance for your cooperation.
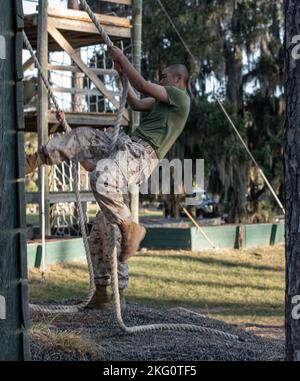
[138,254,284,272]
[126,295,284,318]
[129,272,284,292]
[28,279,88,302]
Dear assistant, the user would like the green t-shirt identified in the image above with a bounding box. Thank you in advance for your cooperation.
[130,86,190,159]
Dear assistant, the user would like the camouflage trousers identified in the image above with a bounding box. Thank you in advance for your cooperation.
[43,127,158,225]
[89,210,128,289]
[42,127,159,288]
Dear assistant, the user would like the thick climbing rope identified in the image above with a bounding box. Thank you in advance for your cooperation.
[78,0,127,151]
[109,227,240,340]
[25,2,242,341]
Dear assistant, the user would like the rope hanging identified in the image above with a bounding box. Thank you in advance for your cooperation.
[79,0,128,152]
[25,2,243,342]
[23,31,96,311]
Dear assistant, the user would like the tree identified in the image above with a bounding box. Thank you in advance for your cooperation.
[284,0,300,362]
[84,0,284,223]
[142,0,284,222]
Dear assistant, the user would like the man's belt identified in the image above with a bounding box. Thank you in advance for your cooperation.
[130,136,158,159]
[131,135,152,148]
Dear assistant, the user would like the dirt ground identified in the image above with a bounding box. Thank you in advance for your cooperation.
[29,301,285,361]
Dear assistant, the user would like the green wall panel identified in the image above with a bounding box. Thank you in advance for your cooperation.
[140,228,191,250]
[244,223,273,247]
[191,225,238,250]
[27,223,285,268]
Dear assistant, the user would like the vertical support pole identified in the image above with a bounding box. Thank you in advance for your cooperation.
[68,0,87,222]
[68,0,83,114]
[37,0,50,238]
[0,0,30,360]
[130,0,142,223]
[269,223,277,246]
[234,225,244,249]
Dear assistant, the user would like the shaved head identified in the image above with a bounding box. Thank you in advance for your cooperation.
[166,64,189,86]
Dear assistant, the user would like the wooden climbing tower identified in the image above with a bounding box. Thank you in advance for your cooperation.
[23,0,142,235]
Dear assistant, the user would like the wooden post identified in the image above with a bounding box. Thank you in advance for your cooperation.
[284,0,300,361]
[68,0,87,219]
[68,0,83,113]
[0,0,30,360]
[37,0,50,235]
[130,0,142,223]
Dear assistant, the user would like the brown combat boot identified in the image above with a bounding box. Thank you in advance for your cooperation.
[85,286,126,310]
[119,220,146,262]
[84,285,111,310]
[25,151,46,175]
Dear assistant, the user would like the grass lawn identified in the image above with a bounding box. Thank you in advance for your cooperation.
[28,244,285,327]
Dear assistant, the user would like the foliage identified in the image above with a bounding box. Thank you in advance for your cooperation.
[141,0,284,222]
[81,0,284,222]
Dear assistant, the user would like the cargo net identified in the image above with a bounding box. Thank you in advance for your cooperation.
[48,44,126,114]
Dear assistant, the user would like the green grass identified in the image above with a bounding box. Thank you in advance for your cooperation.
[30,317,102,360]
[28,244,285,326]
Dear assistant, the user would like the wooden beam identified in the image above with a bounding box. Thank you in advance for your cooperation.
[100,0,132,5]
[130,0,143,223]
[47,22,129,120]
[26,191,95,204]
[48,64,118,76]
[48,17,131,39]
[23,56,34,72]
[47,7,131,28]
[47,111,128,127]
[52,86,118,96]
[24,13,130,51]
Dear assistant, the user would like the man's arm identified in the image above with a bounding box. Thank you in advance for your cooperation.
[126,80,155,112]
[115,61,155,111]
[109,46,169,104]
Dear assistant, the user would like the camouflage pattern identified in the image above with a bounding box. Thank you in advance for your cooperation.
[43,127,158,225]
[89,209,128,289]
[42,127,159,288]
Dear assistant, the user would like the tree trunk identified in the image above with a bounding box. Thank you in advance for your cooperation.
[284,0,300,361]
[223,3,244,116]
[221,4,246,223]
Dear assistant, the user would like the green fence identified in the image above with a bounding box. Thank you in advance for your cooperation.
[141,223,284,251]
[27,223,285,268]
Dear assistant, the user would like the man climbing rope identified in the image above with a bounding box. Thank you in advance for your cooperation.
[25,46,190,265]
